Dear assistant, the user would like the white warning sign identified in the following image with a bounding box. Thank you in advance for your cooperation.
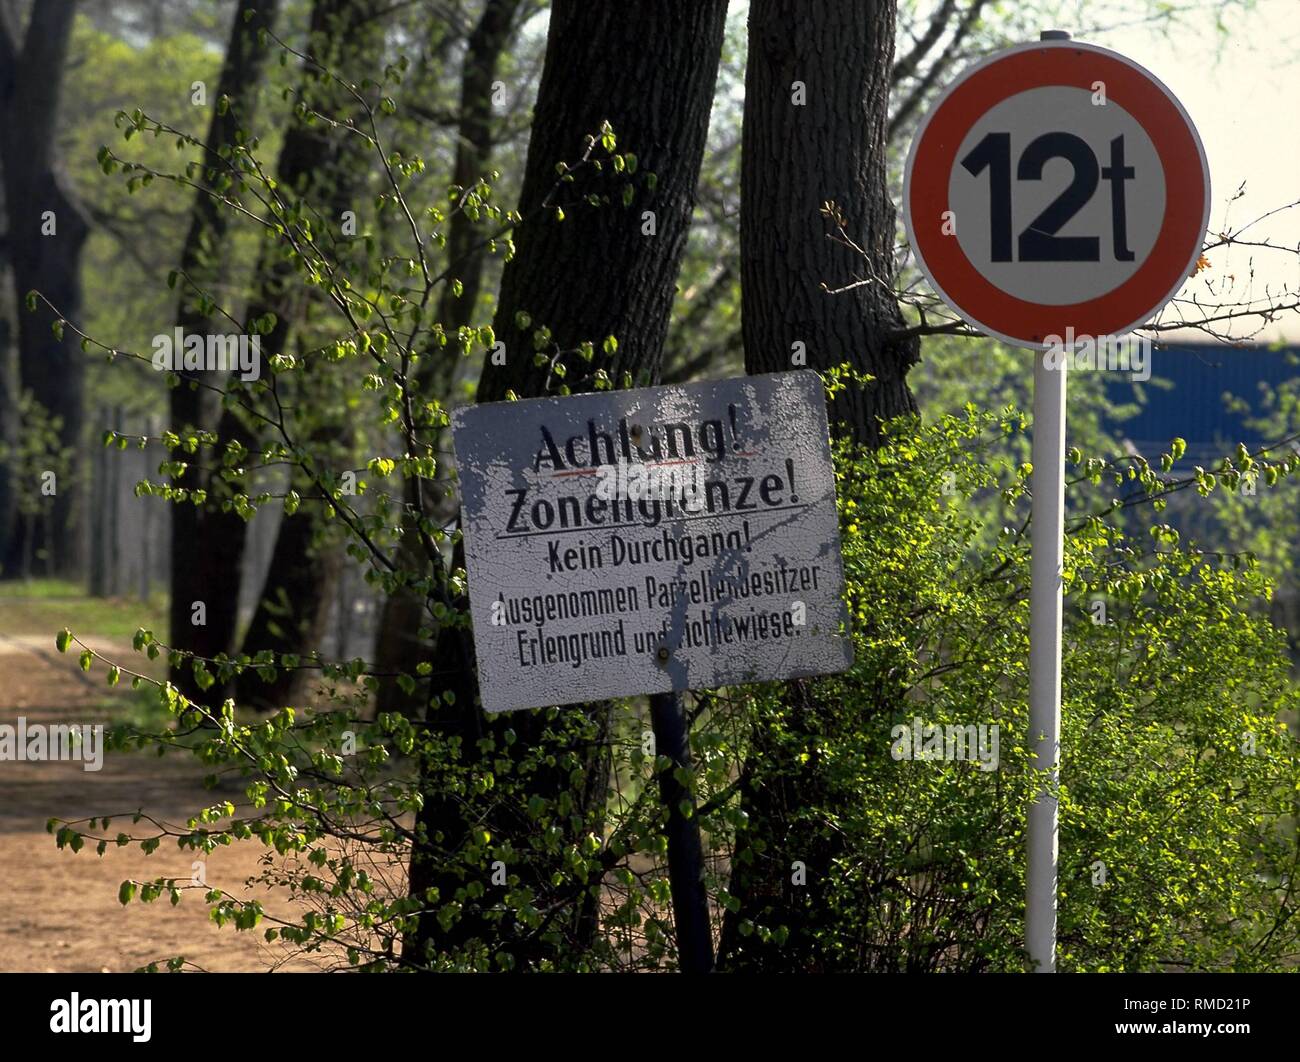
[451,371,853,712]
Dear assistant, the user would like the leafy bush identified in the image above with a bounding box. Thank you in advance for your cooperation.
[717,409,1300,971]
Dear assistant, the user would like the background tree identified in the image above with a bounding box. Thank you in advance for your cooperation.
[0,0,89,576]
[740,0,919,444]
[232,0,391,710]
[371,0,537,718]
[165,1,281,701]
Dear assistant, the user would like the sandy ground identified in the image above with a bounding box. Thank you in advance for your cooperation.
[0,632,317,972]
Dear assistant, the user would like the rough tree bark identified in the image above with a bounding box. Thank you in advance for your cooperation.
[739,0,918,445]
[0,0,89,577]
[477,1,729,403]
[405,0,729,968]
[719,0,919,971]
[167,1,281,702]
[233,0,387,711]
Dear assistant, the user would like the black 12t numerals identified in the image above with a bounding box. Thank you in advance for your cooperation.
[961,132,1137,263]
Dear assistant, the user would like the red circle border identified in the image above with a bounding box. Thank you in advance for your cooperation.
[904,44,1209,347]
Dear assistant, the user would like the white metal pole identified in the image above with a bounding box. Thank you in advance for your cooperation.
[1025,213,1069,973]
[1027,343,1066,973]
[1026,25,1072,977]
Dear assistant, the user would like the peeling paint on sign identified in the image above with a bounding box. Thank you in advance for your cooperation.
[451,371,853,712]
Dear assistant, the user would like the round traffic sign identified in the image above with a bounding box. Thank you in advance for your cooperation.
[903,40,1210,349]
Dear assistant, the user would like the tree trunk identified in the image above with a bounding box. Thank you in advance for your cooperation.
[438,0,528,337]
[739,0,918,445]
[235,473,346,707]
[0,276,18,566]
[0,0,89,578]
[166,1,281,703]
[372,0,529,719]
[477,0,728,402]
[233,0,386,711]
[719,0,918,971]
[405,0,729,969]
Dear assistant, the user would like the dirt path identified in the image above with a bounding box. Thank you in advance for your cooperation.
[0,632,315,972]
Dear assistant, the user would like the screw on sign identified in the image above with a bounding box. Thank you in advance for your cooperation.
[903,38,1210,347]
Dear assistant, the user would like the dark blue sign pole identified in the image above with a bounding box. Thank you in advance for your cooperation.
[649,688,714,973]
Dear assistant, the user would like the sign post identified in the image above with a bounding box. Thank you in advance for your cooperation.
[902,31,1210,971]
[1024,26,1071,980]
[1026,288,1067,973]
[648,689,713,972]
